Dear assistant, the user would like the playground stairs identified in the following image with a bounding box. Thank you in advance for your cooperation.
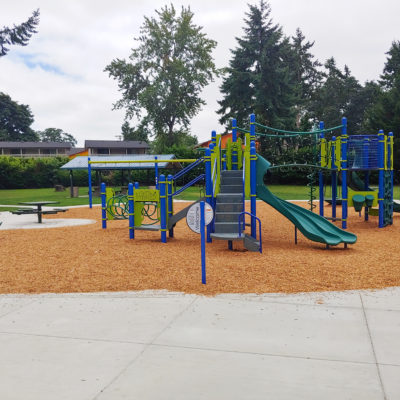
[211,170,260,252]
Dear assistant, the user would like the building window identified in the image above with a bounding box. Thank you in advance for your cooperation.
[96,148,109,155]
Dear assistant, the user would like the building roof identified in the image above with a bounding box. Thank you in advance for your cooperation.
[67,147,85,156]
[60,154,178,170]
[84,140,150,149]
[0,141,72,149]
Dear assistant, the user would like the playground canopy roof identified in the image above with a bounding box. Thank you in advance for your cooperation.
[60,155,179,170]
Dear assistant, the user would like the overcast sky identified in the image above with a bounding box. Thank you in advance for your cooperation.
[1,0,400,147]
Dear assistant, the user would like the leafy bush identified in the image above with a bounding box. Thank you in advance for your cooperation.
[0,156,89,189]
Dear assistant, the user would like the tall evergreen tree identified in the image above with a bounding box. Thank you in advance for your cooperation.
[290,28,324,129]
[379,41,400,90]
[121,121,149,142]
[0,9,40,57]
[364,41,400,171]
[217,0,296,129]
[309,58,372,134]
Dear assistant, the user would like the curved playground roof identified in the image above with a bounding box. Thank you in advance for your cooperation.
[60,154,178,170]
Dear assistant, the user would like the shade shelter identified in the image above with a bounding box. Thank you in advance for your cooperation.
[60,154,180,198]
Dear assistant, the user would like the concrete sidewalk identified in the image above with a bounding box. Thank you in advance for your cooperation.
[0,210,96,230]
[0,288,399,399]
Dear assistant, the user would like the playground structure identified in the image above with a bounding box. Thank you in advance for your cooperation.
[319,128,395,228]
[90,157,206,242]
[90,113,396,250]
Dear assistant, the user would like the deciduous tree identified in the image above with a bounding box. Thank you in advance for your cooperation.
[105,5,218,149]
[0,92,38,141]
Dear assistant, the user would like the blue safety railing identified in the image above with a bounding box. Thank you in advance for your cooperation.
[238,211,262,254]
[172,158,204,180]
[172,174,205,197]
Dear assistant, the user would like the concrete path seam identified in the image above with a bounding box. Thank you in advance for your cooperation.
[91,296,199,400]
[360,293,388,400]
[0,329,392,368]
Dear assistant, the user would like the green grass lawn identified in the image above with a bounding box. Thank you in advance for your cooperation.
[1,185,399,207]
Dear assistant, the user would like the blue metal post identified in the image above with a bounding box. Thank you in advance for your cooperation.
[101,182,107,229]
[167,174,174,237]
[378,129,385,228]
[250,113,256,142]
[232,118,238,170]
[200,201,206,284]
[389,132,394,223]
[250,141,257,238]
[341,117,348,229]
[331,136,337,221]
[363,137,370,221]
[160,174,167,242]
[319,122,324,216]
[135,181,139,189]
[128,182,134,239]
[88,157,92,208]
[222,154,227,171]
[154,156,159,189]
[211,130,216,147]
[205,148,212,242]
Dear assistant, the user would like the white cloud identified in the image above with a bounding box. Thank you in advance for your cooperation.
[1,0,400,146]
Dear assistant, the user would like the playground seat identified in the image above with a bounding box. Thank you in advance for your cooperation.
[352,195,365,212]
[365,195,375,208]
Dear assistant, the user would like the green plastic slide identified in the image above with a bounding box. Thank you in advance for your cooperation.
[256,154,357,246]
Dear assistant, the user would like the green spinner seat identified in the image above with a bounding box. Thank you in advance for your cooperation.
[365,194,374,208]
[352,195,365,212]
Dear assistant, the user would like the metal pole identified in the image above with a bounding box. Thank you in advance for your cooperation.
[389,132,394,224]
[319,122,325,216]
[200,201,206,284]
[128,182,134,239]
[154,156,159,189]
[205,147,212,243]
[101,182,107,229]
[69,170,74,198]
[250,113,256,142]
[363,137,369,222]
[88,157,92,208]
[232,118,238,170]
[160,174,167,242]
[250,141,257,238]
[341,118,348,229]
[331,136,337,221]
[378,129,385,228]
[168,174,173,237]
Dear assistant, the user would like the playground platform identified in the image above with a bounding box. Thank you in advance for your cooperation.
[0,288,398,399]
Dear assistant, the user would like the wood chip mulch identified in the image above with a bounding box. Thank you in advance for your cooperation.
[1,202,399,295]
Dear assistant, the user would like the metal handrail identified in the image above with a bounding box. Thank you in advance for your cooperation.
[172,157,204,180]
[212,156,218,196]
[242,151,246,229]
[172,174,205,197]
[238,211,262,254]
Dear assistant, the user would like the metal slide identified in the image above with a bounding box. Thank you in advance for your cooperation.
[167,197,205,230]
[256,154,357,246]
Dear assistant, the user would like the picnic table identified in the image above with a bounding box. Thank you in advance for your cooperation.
[14,201,67,223]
